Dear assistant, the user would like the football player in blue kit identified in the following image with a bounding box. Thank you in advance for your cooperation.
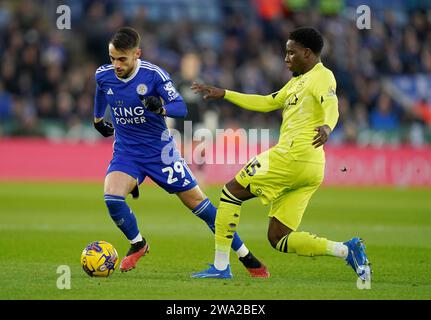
[93,27,269,277]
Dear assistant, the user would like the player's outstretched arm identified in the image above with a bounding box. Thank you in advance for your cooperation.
[191,82,282,113]
[190,82,225,100]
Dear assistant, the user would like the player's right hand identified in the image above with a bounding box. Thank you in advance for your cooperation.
[140,95,164,114]
[191,82,225,100]
[312,125,331,148]
[94,120,114,137]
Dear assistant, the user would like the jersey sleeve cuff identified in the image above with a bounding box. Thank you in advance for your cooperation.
[224,90,238,102]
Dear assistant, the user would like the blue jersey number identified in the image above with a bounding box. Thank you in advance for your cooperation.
[162,161,186,184]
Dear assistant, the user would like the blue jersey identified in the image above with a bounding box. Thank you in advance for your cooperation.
[94,59,184,163]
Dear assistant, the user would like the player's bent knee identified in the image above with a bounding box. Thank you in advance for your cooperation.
[267,231,290,249]
[268,237,278,249]
[268,221,292,248]
[224,179,255,201]
[268,236,282,249]
[225,179,238,192]
[177,186,206,210]
[104,179,131,197]
[104,172,136,197]
[104,187,124,197]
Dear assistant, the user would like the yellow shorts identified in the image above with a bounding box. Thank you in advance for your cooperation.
[235,147,324,231]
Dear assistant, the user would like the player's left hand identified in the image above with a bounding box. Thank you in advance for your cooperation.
[191,82,225,100]
[140,95,164,115]
[312,125,331,148]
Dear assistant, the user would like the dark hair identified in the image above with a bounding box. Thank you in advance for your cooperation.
[110,27,140,51]
[288,27,324,54]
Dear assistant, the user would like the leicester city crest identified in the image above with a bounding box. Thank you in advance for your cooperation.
[136,84,148,95]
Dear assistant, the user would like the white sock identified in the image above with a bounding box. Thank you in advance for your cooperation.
[235,244,249,258]
[214,250,230,270]
[326,240,348,258]
[130,233,143,244]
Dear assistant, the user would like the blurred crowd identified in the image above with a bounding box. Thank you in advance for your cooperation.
[0,0,431,146]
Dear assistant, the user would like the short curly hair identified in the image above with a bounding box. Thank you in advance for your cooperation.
[288,27,324,54]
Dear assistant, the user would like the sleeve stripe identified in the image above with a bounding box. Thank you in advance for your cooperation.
[140,61,168,78]
[140,63,168,81]
[140,62,168,82]
[96,66,114,74]
[97,65,113,69]
[96,65,113,70]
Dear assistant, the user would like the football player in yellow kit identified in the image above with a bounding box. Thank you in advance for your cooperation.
[191,27,371,282]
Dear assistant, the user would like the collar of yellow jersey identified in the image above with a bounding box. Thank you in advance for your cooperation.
[293,62,323,77]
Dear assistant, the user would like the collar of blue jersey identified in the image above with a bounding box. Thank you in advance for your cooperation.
[115,59,141,83]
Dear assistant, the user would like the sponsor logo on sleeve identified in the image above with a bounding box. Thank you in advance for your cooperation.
[327,86,336,96]
[163,81,180,101]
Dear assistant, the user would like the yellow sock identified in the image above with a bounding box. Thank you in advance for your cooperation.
[214,186,242,269]
[276,231,328,257]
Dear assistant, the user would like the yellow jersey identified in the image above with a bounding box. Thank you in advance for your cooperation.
[224,62,339,164]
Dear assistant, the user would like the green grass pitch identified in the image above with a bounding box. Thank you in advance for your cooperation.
[0,181,430,300]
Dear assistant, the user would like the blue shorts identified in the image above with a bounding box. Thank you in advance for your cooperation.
[106,154,197,194]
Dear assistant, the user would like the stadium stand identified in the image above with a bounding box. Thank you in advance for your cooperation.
[0,0,430,146]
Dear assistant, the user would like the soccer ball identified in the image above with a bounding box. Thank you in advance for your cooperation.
[80,241,119,277]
